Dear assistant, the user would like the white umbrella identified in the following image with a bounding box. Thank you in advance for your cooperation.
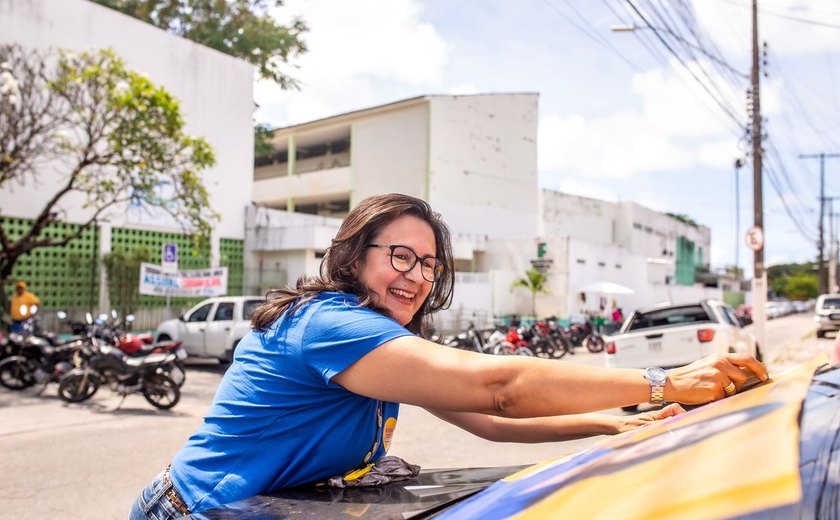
[576,281,635,295]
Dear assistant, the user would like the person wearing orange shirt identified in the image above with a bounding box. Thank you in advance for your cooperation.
[10,281,40,333]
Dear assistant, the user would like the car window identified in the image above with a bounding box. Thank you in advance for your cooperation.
[213,302,235,321]
[627,305,712,331]
[242,299,262,320]
[187,303,213,323]
[721,306,741,327]
[820,298,840,310]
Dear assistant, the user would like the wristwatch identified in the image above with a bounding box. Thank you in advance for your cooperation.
[644,367,667,405]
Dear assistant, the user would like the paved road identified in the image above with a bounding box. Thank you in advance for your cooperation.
[0,313,832,519]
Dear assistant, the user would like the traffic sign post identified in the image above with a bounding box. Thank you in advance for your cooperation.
[745,226,764,252]
[162,243,178,319]
[162,243,178,272]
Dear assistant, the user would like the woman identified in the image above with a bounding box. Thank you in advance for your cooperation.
[130,193,767,519]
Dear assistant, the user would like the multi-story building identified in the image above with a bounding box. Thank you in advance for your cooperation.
[249,93,539,291]
[0,0,254,315]
[250,95,722,327]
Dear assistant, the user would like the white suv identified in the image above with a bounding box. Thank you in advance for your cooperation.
[814,293,840,338]
[155,296,265,362]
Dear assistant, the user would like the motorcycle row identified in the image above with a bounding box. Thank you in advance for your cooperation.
[0,305,187,410]
[436,316,606,358]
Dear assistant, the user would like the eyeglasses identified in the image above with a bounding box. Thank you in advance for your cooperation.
[365,244,446,283]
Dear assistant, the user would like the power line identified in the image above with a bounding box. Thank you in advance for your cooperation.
[718,0,840,30]
[540,0,644,72]
[623,0,746,131]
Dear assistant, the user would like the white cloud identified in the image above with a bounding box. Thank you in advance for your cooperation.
[257,0,450,127]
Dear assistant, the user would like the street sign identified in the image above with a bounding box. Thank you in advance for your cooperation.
[162,243,178,273]
[745,226,764,252]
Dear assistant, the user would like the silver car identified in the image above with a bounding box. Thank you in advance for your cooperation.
[155,296,265,362]
[814,293,840,338]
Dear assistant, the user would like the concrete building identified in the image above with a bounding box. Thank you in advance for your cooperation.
[250,93,539,289]
[249,94,722,329]
[0,0,254,313]
[486,191,719,321]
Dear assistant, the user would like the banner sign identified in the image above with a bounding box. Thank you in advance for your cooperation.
[139,262,228,297]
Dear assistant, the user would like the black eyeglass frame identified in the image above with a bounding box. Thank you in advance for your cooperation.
[365,244,446,283]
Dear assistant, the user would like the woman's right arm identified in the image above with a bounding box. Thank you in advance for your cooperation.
[331,335,767,418]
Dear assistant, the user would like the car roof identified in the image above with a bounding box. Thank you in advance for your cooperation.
[632,299,720,315]
[197,357,837,519]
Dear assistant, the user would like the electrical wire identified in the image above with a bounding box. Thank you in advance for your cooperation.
[540,0,644,72]
[624,0,746,133]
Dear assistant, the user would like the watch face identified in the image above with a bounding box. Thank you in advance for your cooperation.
[645,367,667,384]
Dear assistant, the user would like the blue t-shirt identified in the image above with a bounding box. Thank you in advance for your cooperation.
[170,292,413,512]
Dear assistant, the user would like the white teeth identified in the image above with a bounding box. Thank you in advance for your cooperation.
[390,288,414,299]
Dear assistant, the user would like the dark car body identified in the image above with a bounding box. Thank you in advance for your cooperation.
[193,357,839,519]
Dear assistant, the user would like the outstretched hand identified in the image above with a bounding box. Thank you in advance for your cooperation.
[616,403,686,433]
[665,353,769,405]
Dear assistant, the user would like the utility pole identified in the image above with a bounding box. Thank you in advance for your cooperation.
[749,0,767,357]
[799,152,840,294]
[831,199,836,293]
[823,196,840,293]
[735,158,745,280]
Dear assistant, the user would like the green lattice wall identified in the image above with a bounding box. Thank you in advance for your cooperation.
[2,217,100,310]
[220,238,244,296]
[109,227,243,307]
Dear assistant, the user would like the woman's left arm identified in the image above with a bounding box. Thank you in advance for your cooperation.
[427,404,685,443]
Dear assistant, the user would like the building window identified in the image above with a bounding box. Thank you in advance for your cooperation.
[633,222,642,230]
[615,264,622,269]
[576,259,586,264]
[597,262,606,267]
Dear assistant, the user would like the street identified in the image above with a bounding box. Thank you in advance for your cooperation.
[0,313,833,520]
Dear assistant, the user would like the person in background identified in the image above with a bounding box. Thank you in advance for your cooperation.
[9,281,40,333]
[130,193,767,519]
[611,307,624,323]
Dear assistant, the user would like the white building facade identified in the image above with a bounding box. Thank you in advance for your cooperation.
[0,0,253,254]
[250,94,539,289]
[250,94,722,330]
[0,0,254,313]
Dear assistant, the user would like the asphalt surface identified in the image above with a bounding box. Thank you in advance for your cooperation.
[0,313,832,520]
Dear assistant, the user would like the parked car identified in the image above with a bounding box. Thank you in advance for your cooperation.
[155,296,264,362]
[196,356,839,519]
[603,299,759,372]
[814,293,840,338]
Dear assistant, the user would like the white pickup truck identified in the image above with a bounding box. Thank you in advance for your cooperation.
[604,299,760,371]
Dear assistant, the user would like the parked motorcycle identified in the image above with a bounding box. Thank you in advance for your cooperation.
[67,311,186,387]
[57,341,181,410]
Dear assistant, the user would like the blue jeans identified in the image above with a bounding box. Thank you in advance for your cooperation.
[128,470,185,520]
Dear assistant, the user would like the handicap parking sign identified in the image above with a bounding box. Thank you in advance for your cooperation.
[162,243,178,272]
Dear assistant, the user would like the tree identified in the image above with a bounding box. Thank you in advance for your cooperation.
[768,261,819,299]
[91,1,308,158]
[103,247,150,318]
[511,268,549,317]
[782,274,818,300]
[92,0,308,88]
[0,44,216,311]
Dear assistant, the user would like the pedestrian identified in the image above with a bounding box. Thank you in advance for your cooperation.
[9,281,40,333]
[129,193,767,519]
[611,307,624,323]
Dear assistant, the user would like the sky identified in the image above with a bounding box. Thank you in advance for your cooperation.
[253,0,840,276]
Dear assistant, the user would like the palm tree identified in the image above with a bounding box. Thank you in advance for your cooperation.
[511,268,549,317]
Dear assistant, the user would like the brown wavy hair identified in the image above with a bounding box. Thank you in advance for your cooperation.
[250,193,454,335]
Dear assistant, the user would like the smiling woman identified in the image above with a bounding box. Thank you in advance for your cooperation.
[129,193,768,520]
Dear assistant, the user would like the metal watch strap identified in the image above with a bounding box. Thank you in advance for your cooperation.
[649,381,665,405]
[644,367,667,406]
